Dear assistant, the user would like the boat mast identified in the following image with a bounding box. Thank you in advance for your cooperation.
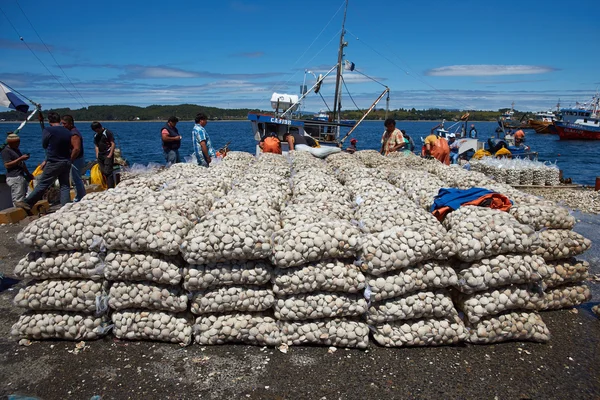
[332,0,348,132]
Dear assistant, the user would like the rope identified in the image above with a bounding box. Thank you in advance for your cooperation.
[317,92,331,112]
[341,75,361,112]
[352,69,388,88]
[15,0,89,107]
[269,0,346,93]
[0,5,86,108]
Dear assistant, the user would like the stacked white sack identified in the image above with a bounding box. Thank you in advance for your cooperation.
[343,166,463,347]
[105,163,219,345]
[186,155,285,346]
[443,206,551,343]
[271,153,369,349]
[12,251,111,341]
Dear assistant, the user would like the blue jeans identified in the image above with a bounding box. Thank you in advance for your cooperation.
[450,152,459,164]
[25,160,71,206]
[71,158,86,202]
[164,149,180,164]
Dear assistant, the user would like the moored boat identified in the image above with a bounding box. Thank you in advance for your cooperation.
[554,95,600,140]
[248,0,389,157]
[528,104,559,134]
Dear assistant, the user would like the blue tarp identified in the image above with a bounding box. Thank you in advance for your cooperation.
[430,187,497,213]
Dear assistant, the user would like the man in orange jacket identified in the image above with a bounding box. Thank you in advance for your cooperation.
[259,132,282,154]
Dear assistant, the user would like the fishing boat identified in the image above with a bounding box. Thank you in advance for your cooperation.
[528,103,559,134]
[496,102,531,132]
[554,95,600,140]
[248,0,389,157]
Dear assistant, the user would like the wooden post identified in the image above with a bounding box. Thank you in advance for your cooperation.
[595,177,600,191]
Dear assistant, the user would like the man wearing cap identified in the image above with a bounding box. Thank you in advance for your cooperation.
[16,112,73,210]
[1,132,33,206]
[448,134,460,164]
[345,138,358,154]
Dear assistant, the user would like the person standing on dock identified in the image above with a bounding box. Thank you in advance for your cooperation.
[61,115,86,202]
[161,116,182,164]
[1,132,33,206]
[380,119,405,155]
[15,112,73,210]
[192,113,216,167]
[91,122,116,189]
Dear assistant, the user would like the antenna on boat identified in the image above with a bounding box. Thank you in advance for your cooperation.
[332,0,349,134]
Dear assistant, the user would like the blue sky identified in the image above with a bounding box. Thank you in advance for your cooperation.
[0,0,598,113]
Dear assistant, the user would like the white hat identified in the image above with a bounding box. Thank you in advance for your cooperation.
[447,133,456,138]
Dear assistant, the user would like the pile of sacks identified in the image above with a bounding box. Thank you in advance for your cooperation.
[340,152,465,347]
[181,153,287,346]
[271,151,369,348]
[10,149,593,349]
[470,158,561,186]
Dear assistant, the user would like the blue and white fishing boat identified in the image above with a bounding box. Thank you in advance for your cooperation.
[248,0,389,157]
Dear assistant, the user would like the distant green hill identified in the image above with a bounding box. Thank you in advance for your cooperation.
[0,104,530,122]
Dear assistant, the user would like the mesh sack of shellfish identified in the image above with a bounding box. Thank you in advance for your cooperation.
[270,220,361,268]
[360,225,456,276]
[183,261,273,291]
[105,209,193,256]
[325,152,364,171]
[193,313,281,346]
[108,282,188,312]
[354,190,416,211]
[119,163,163,182]
[190,286,275,314]
[11,312,112,341]
[400,177,446,211]
[453,254,545,294]
[334,166,377,185]
[17,207,110,253]
[535,258,589,288]
[291,156,327,173]
[371,311,466,347]
[181,206,280,265]
[593,305,599,317]
[544,165,561,186]
[272,259,366,296]
[218,151,256,166]
[532,167,546,186]
[366,290,456,325]
[280,201,355,228]
[280,318,369,348]
[273,292,367,321]
[453,284,543,324]
[82,186,156,204]
[442,206,536,262]
[356,201,441,234]
[14,279,109,314]
[365,261,458,302]
[465,311,550,344]
[345,178,404,201]
[233,172,291,194]
[211,189,287,213]
[14,251,104,280]
[252,155,291,177]
[104,251,183,286]
[508,204,576,230]
[505,167,522,186]
[112,309,192,345]
[354,150,390,168]
[385,168,433,188]
[291,170,351,202]
[519,168,534,186]
[138,196,206,223]
[538,284,591,311]
[531,229,591,261]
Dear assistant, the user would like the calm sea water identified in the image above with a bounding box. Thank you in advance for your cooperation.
[1,120,597,185]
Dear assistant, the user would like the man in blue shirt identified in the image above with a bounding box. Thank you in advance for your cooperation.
[192,113,216,167]
[469,124,478,138]
[15,112,73,210]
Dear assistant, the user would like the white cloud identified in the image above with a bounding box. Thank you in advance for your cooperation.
[426,65,557,77]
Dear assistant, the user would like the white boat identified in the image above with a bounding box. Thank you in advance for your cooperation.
[248,0,389,157]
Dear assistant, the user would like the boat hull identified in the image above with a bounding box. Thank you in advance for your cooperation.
[555,122,600,140]
[528,119,556,134]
